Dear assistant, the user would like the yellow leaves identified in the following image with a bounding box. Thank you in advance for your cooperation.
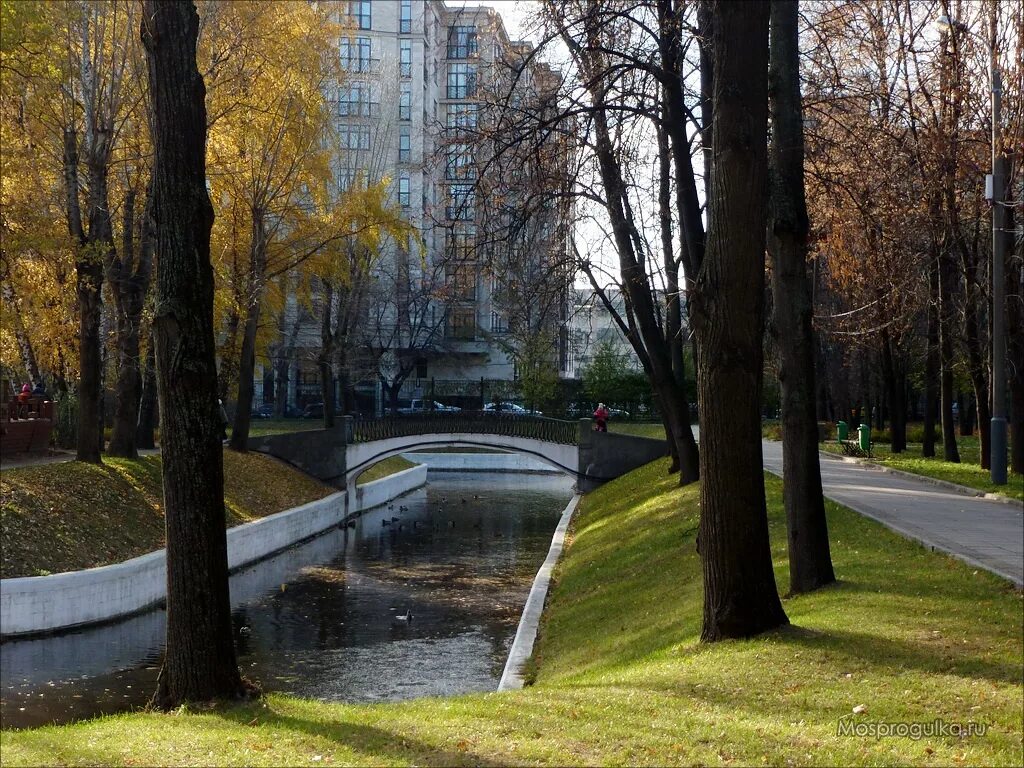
[199,1,344,368]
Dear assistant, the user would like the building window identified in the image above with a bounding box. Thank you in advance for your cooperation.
[398,172,410,207]
[338,81,372,116]
[447,25,478,59]
[446,184,474,220]
[337,169,357,192]
[400,39,412,78]
[399,84,411,121]
[399,0,412,33]
[446,227,475,260]
[345,0,371,30]
[399,128,411,162]
[447,307,476,339]
[491,312,508,334]
[340,125,371,150]
[446,103,478,134]
[448,262,477,301]
[447,63,477,99]
[445,143,475,180]
[341,36,372,72]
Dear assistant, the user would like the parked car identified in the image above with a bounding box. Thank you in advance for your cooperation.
[251,404,275,419]
[483,402,543,416]
[253,403,303,419]
[567,402,628,418]
[301,402,330,419]
[398,399,462,414]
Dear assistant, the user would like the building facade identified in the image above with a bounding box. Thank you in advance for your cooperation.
[255,1,573,415]
[567,287,647,378]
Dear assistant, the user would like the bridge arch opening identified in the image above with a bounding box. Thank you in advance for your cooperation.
[345,436,580,489]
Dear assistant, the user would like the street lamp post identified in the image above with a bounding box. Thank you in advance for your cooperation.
[990,64,1008,486]
[935,14,1008,485]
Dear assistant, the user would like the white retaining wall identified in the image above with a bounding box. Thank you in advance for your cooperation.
[350,463,428,512]
[401,452,558,473]
[0,463,426,638]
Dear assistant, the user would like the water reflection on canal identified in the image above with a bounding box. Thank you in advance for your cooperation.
[0,471,573,729]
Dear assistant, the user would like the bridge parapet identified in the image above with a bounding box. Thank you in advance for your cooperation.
[351,413,578,445]
[249,415,669,494]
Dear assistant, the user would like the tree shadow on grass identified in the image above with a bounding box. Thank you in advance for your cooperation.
[768,624,1022,687]
[215,704,514,767]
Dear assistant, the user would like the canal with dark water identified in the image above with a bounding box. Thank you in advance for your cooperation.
[0,471,573,730]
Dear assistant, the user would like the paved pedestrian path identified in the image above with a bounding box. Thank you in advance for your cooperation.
[0,448,160,470]
[761,440,1023,586]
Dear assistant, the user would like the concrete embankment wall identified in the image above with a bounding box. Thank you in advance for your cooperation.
[248,428,348,486]
[351,463,428,511]
[578,430,669,491]
[0,465,425,638]
[400,452,557,473]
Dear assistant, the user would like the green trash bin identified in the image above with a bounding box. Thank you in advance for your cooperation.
[837,421,848,441]
[858,423,871,452]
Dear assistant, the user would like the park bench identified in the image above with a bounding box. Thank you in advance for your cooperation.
[1,398,54,457]
[838,438,872,458]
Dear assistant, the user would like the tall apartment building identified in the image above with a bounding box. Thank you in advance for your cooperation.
[255,1,573,414]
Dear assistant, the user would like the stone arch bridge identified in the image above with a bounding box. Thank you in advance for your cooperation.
[248,413,667,494]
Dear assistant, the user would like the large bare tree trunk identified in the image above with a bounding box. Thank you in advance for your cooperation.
[64,128,105,464]
[922,253,940,457]
[108,186,154,458]
[767,0,835,595]
[656,0,706,285]
[658,116,684,474]
[693,0,787,641]
[1007,201,1024,475]
[136,335,158,449]
[142,0,248,708]
[880,331,907,453]
[963,293,991,468]
[228,213,267,452]
[938,245,961,462]
[586,78,699,483]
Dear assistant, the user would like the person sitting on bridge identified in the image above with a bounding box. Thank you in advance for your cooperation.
[594,403,609,433]
[31,381,47,399]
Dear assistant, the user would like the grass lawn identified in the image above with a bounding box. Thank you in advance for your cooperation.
[242,419,323,438]
[0,450,333,578]
[3,460,1020,765]
[355,456,417,485]
[607,421,668,439]
[820,436,1024,502]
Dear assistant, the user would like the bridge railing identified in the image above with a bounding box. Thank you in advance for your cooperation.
[350,412,579,446]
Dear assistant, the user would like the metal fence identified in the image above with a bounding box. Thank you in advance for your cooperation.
[350,412,579,446]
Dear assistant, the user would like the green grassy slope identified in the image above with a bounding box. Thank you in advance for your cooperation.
[0,450,333,578]
[2,460,1020,765]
